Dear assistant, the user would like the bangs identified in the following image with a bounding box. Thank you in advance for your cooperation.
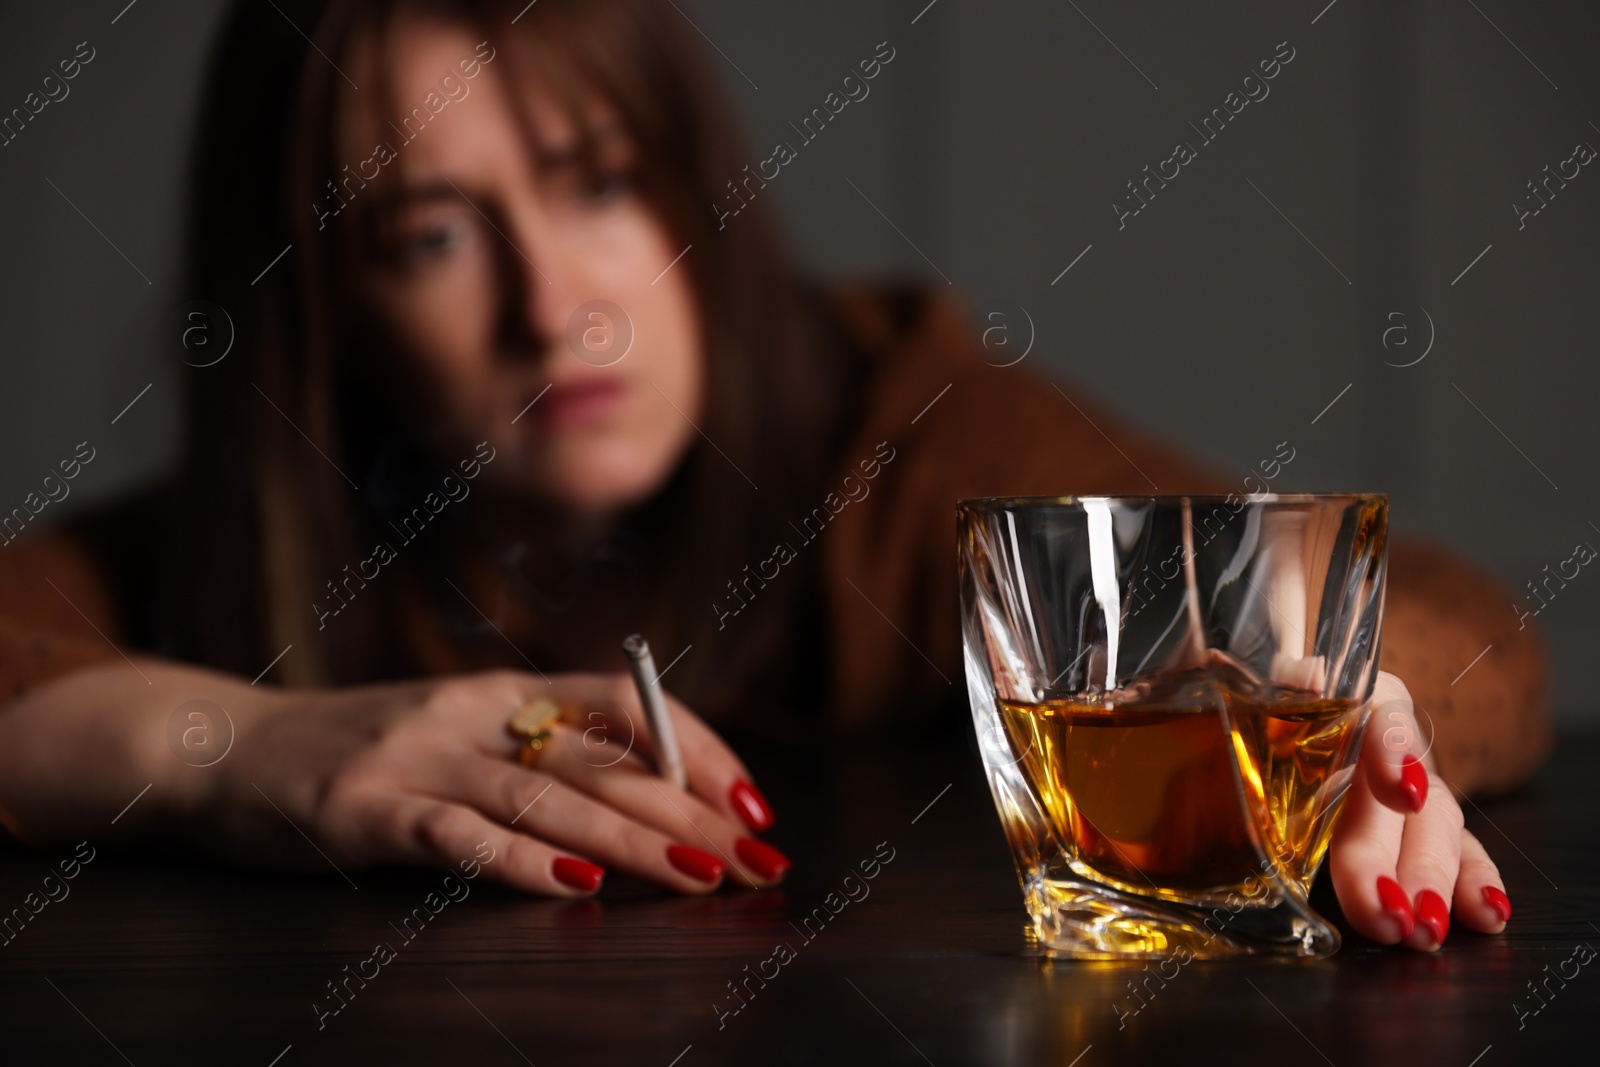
[325,0,688,237]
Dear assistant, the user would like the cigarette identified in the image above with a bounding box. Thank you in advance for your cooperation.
[622,634,687,789]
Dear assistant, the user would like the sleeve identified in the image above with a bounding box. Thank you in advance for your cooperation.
[820,287,1552,797]
[0,531,127,704]
[1378,537,1551,795]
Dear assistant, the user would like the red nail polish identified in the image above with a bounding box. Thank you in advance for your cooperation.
[552,856,604,893]
[1414,889,1450,947]
[667,844,725,884]
[735,837,791,881]
[1400,755,1428,813]
[1376,875,1414,940]
[1482,885,1511,924]
[729,779,774,832]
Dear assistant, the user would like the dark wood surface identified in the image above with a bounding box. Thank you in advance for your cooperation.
[1,734,1596,1065]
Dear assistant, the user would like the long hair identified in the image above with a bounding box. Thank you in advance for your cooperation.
[163,0,863,712]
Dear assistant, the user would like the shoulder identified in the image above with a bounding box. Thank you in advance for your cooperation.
[808,281,1228,732]
[820,281,968,368]
[0,486,171,647]
[818,279,1231,498]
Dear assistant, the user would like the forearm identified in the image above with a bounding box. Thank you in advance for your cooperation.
[1378,536,1552,796]
[0,658,277,844]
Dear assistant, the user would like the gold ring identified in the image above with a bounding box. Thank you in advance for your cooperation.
[508,698,564,768]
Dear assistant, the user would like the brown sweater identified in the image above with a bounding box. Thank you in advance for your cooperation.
[0,287,1551,795]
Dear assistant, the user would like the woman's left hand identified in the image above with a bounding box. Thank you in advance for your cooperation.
[1328,671,1513,950]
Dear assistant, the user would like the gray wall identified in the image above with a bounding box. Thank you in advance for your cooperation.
[1,1,1596,724]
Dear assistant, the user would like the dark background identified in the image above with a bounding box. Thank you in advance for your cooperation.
[1,0,1596,724]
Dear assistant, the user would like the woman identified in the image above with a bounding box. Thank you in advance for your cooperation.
[0,0,1544,950]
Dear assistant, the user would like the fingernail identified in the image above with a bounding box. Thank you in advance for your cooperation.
[552,856,605,893]
[730,779,775,832]
[667,844,725,884]
[1400,754,1428,813]
[1414,889,1450,948]
[1482,885,1512,924]
[1376,875,1414,940]
[735,837,791,881]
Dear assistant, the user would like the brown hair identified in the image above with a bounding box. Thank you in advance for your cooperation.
[164,0,863,712]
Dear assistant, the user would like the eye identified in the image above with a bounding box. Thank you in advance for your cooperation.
[397,219,471,261]
[581,168,635,205]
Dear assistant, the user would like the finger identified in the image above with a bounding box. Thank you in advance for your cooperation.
[1453,826,1510,934]
[537,728,788,887]
[443,671,687,785]
[359,793,605,898]
[445,756,730,894]
[1395,767,1465,951]
[1361,671,1430,816]
[1329,759,1414,944]
[423,670,557,754]
[661,689,774,831]
[560,673,776,833]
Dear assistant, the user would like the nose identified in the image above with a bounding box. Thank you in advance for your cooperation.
[501,211,590,360]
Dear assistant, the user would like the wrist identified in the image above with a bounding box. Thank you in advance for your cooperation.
[133,666,295,840]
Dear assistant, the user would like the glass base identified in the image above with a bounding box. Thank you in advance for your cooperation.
[1022,866,1340,960]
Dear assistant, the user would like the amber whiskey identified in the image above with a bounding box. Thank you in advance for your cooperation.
[998,661,1364,899]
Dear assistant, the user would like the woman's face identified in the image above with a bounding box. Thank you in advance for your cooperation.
[339,18,704,517]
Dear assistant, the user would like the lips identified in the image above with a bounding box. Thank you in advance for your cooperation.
[530,377,626,431]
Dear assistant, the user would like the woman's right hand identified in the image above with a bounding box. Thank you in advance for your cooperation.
[216,670,787,896]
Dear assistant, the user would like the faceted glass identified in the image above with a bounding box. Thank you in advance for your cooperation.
[958,494,1388,959]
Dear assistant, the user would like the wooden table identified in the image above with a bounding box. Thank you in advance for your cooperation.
[2,734,1595,1065]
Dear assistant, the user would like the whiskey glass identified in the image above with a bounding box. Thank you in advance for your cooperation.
[958,494,1388,959]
